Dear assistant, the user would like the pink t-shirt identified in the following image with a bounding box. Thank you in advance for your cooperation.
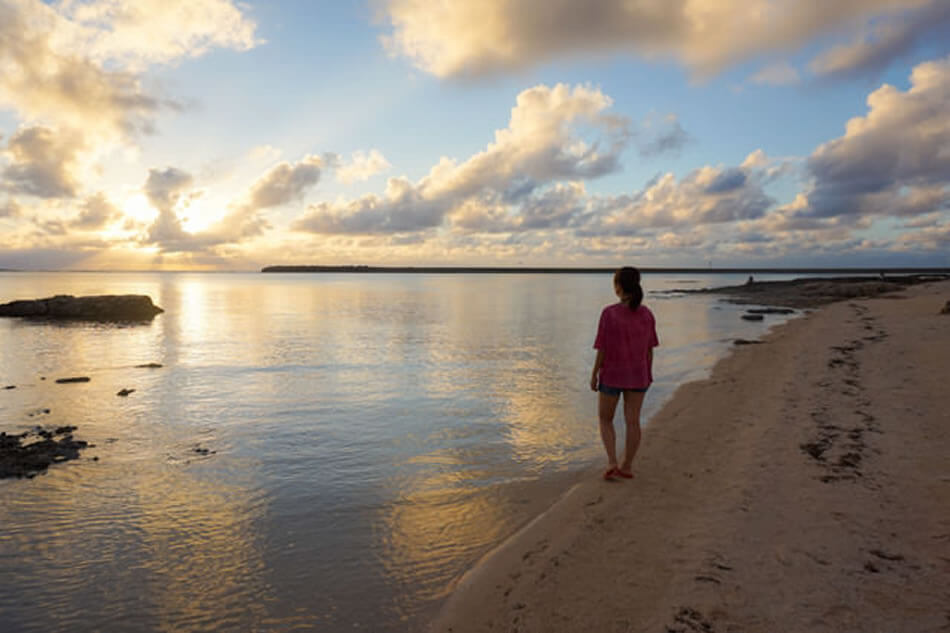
[593,303,659,389]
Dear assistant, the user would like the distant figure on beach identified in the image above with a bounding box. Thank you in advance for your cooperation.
[746,275,755,285]
[590,267,659,481]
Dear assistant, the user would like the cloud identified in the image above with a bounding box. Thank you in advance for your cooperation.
[750,61,801,85]
[143,166,197,247]
[449,182,588,233]
[1,126,85,198]
[70,192,121,229]
[797,55,950,219]
[1,199,22,218]
[245,155,327,210]
[294,176,444,234]
[381,0,937,78]
[810,2,950,79]
[0,1,163,141]
[636,113,690,158]
[60,0,259,70]
[0,0,258,142]
[588,162,775,235]
[294,84,628,235]
[137,154,330,254]
[335,150,391,184]
[895,221,950,249]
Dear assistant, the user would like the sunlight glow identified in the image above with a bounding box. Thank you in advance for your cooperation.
[123,194,158,223]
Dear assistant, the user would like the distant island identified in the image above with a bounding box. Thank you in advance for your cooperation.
[262,265,950,275]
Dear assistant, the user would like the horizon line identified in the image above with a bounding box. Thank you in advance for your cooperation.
[261,265,950,274]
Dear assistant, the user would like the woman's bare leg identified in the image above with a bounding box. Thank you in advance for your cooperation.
[598,393,621,468]
[620,391,645,473]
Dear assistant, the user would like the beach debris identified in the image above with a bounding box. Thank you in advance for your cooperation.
[667,607,716,633]
[135,362,163,368]
[741,313,764,321]
[940,300,950,314]
[27,408,51,417]
[116,388,135,397]
[1,425,89,479]
[193,446,216,456]
[733,339,762,345]
[0,294,163,322]
[869,549,904,561]
[3,385,15,389]
[55,376,90,384]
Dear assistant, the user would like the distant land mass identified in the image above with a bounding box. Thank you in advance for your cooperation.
[261,265,950,275]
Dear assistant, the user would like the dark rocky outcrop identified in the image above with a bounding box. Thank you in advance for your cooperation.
[741,314,764,321]
[55,377,90,384]
[116,388,135,397]
[663,274,950,309]
[941,300,950,315]
[0,294,163,321]
[1,426,89,478]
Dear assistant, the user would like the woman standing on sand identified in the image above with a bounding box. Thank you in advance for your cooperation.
[590,266,659,480]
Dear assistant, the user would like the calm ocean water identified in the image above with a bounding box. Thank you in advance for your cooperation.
[0,271,802,632]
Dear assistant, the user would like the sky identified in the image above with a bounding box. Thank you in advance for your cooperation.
[1,0,949,271]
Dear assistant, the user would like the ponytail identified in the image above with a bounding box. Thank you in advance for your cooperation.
[614,266,643,310]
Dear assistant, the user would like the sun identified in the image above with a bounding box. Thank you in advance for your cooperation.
[122,193,157,223]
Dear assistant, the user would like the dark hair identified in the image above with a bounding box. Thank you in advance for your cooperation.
[613,266,643,310]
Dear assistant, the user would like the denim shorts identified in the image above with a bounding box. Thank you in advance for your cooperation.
[598,383,648,396]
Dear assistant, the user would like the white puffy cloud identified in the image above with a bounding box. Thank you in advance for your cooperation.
[588,163,775,235]
[796,55,950,219]
[382,0,937,78]
[58,0,259,70]
[0,1,163,141]
[335,150,391,184]
[294,84,628,235]
[1,126,85,198]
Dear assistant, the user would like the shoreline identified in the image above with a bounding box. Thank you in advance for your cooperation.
[431,279,950,632]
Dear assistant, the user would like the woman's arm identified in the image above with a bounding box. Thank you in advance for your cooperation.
[590,349,605,391]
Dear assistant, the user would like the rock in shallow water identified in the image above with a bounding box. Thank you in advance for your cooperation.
[0,426,89,479]
[0,294,163,321]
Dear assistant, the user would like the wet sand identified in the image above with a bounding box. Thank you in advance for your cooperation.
[433,279,950,632]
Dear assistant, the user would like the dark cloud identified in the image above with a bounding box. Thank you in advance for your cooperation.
[810,3,950,79]
[704,168,747,194]
[637,115,691,158]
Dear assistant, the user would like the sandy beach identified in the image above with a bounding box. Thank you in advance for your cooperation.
[433,279,950,632]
